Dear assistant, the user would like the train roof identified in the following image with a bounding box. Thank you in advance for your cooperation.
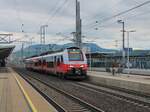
[42,52,63,58]
[25,46,80,60]
[25,49,64,61]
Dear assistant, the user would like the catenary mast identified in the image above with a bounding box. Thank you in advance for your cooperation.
[75,0,82,48]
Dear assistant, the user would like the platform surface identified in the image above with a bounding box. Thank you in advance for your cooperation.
[0,67,57,112]
[88,71,150,84]
[88,71,150,94]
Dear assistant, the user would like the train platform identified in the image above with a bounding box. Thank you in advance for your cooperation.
[0,67,57,112]
[87,71,150,95]
[89,67,150,76]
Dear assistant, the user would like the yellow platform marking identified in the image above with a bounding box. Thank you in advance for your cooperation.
[13,74,38,112]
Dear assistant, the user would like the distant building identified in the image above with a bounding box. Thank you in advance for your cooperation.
[86,50,150,69]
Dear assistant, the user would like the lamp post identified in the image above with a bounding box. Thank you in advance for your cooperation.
[117,20,125,70]
[126,30,136,75]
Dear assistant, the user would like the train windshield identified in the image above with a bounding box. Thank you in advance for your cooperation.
[68,48,83,61]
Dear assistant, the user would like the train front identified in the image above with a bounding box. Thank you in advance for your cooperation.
[64,47,88,79]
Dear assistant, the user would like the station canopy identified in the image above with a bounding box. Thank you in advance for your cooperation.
[0,45,15,60]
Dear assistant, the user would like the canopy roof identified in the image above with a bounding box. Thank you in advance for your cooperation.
[0,45,15,59]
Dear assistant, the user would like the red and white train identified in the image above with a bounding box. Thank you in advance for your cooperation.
[25,47,88,79]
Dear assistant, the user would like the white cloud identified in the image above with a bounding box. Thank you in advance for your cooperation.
[0,0,150,50]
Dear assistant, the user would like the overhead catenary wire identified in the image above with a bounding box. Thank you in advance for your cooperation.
[82,0,124,25]
[83,7,150,35]
[50,0,72,20]
[82,21,118,35]
[36,0,70,36]
[122,9,150,21]
[43,0,69,25]
[47,0,73,33]
[36,0,63,29]
[83,0,150,30]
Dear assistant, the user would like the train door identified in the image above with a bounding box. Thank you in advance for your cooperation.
[42,59,46,70]
[54,56,57,73]
[56,56,61,72]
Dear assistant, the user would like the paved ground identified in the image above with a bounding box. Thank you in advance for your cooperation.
[0,67,57,112]
[89,67,150,76]
[87,71,150,94]
[88,71,150,84]
[0,68,30,112]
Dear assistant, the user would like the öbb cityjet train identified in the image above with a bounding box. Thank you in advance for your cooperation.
[25,47,88,79]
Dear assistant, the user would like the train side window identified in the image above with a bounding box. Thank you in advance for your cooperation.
[43,60,46,65]
[57,58,60,66]
[39,60,41,65]
[35,62,38,66]
[61,56,63,62]
[47,61,54,67]
[54,56,56,63]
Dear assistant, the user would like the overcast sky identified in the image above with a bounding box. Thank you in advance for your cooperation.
[0,0,150,50]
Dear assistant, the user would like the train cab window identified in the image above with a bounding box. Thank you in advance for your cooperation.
[68,48,83,61]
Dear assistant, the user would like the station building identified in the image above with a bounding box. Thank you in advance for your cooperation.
[86,50,150,69]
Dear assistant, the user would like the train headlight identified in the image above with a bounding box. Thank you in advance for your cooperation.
[69,65,74,68]
[80,65,84,68]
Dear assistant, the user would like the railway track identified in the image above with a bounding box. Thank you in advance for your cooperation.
[15,68,104,112]
[74,82,150,108]
[14,67,150,112]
